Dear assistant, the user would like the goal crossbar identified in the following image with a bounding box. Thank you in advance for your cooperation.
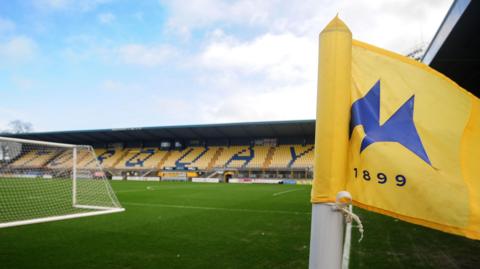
[0,136,84,148]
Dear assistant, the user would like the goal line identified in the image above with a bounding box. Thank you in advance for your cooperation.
[0,207,125,228]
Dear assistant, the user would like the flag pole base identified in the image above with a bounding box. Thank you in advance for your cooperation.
[308,203,345,269]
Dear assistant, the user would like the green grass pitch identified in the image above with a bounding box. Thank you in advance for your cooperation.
[0,181,479,269]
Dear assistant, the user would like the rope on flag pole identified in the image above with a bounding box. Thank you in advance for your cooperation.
[335,191,364,242]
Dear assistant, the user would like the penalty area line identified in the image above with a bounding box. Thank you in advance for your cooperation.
[272,189,302,196]
[116,185,192,193]
[123,202,310,215]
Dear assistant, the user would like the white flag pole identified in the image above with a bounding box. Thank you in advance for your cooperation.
[308,16,352,269]
[309,203,345,268]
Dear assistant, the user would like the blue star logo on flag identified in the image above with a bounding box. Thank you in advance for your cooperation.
[349,80,431,165]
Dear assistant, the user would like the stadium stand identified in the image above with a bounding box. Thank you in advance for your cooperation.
[11,149,61,168]
[76,148,105,169]
[6,120,316,180]
[289,145,314,168]
[161,148,191,169]
[9,143,314,175]
[174,147,208,170]
[213,146,250,168]
[269,145,293,169]
[8,143,315,179]
[246,146,271,169]
[96,148,127,168]
[48,148,91,169]
[115,148,168,169]
[186,147,214,170]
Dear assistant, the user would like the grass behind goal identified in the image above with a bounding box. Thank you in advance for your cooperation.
[0,181,479,269]
[0,178,87,223]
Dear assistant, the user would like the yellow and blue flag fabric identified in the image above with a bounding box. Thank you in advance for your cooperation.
[348,40,480,239]
[312,29,480,239]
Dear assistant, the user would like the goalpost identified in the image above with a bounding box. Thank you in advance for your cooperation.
[0,136,124,228]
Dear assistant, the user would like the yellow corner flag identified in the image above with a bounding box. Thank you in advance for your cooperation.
[312,16,480,240]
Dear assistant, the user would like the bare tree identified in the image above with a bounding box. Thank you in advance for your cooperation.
[405,43,427,62]
[0,120,33,161]
[6,120,33,134]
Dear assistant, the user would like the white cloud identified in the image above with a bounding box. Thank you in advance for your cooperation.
[41,1,453,127]
[200,83,316,123]
[0,18,15,32]
[35,0,70,9]
[32,0,112,12]
[150,0,453,124]
[0,36,37,64]
[99,80,143,92]
[116,44,177,67]
[98,12,115,24]
[163,0,272,31]
[60,34,178,67]
[197,30,314,114]
[200,33,316,82]
[149,76,316,124]
[60,34,112,63]
[163,0,452,54]
[165,31,320,123]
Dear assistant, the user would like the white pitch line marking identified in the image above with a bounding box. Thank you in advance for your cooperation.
[272,189,302,196]
[123,202,310,215]
[116,186,183,193]
[115,189,147,193]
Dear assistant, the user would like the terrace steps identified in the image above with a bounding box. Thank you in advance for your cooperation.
[207,147,223,170]
[157,151,172,169]
[262,147,275,169]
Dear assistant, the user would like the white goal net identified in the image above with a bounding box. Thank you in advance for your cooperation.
[0,136,124,228]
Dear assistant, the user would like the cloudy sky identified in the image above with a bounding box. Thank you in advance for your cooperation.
[0,0,453,132]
